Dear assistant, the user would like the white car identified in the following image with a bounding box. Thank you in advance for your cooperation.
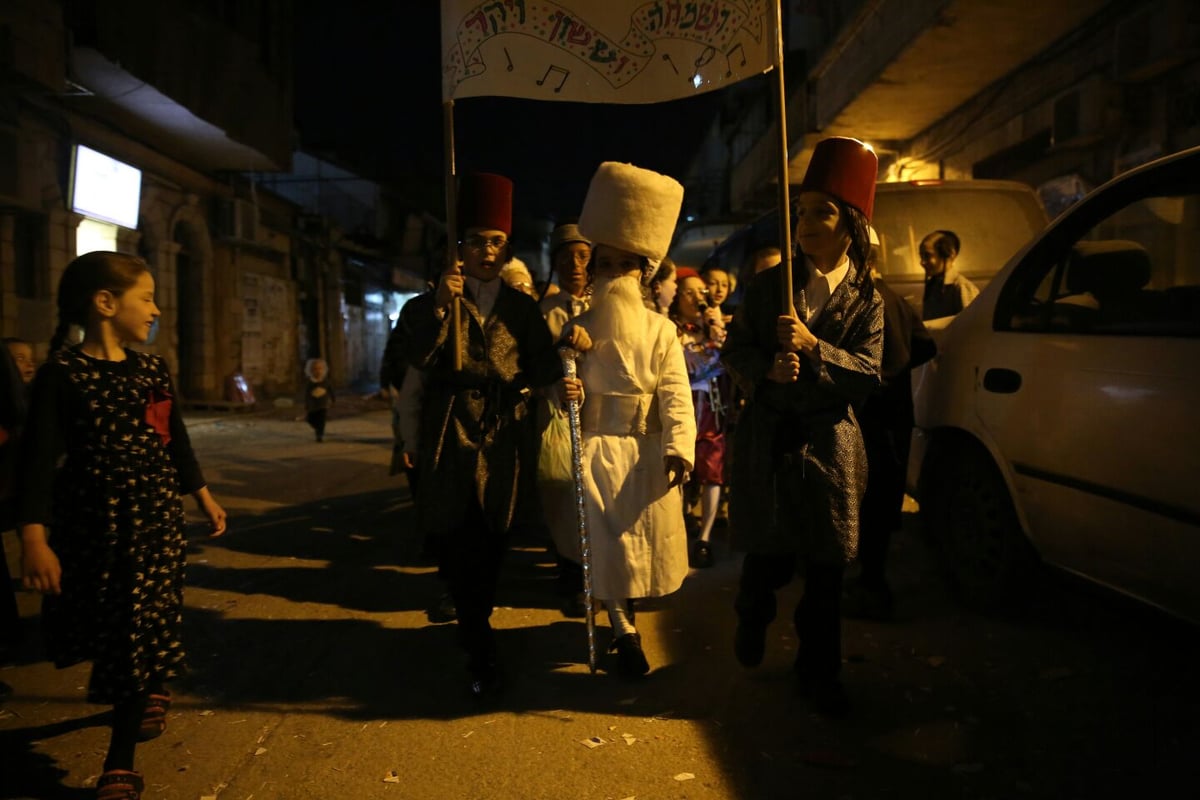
[911,146,1200,623]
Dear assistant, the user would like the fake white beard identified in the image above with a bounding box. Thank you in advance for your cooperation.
[586,274,646,344]
[583,274,648,387]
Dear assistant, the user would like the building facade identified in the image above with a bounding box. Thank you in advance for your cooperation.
[693,0,1199,219]
[1,1,426,401]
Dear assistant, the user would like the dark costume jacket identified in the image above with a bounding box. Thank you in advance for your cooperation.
[721,262,884,563]
[400,281,561,539]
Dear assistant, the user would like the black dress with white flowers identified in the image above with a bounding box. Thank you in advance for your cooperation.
[18,347,205,704]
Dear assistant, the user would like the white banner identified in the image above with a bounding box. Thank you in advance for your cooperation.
[441,0,772,104]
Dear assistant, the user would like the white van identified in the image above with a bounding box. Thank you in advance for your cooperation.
[708,180,1048,318]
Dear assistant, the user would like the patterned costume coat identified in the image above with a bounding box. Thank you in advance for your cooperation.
[720,263,884,563]
[17,348,204,704]
[400,282,561,539]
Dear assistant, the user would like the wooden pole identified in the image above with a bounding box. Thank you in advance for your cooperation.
[771,0,795,318]
[443,100,463,370]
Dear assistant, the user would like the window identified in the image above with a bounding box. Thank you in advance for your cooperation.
[1006,191,1200,337]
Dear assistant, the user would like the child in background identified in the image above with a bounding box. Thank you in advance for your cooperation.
[18,251,226,799]
[4,338,36,384]
[670,268,730,568]
[304,357,334,442]
[701,265,736,324]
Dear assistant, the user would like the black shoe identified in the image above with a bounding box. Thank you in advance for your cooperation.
[690,541,713,568]
[806,679,851,718]
[611,632,650,678]
[561,591,587,619]
[427,593,457,623]
[733,619,767,668]
[467,661,504,701]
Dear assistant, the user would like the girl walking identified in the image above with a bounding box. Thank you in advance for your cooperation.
[670,268,730,568]
[18,251,226,799]
[304,357,334,442]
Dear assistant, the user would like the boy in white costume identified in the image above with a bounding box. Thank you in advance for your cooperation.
[560,162,696,678]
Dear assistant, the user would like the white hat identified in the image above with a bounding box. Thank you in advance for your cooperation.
[578,162,684,263]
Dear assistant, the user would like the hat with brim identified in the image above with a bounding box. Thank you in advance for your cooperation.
[458,172,513,235]
[799,137,879,221]
[549,223,590,257]
[578,162,684,262]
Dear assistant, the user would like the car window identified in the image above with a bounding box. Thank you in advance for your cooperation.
[873,188,1045,279]
[1007,192,1200,337]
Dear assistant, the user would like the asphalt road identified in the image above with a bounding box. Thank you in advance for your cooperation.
[2,402,1198,799]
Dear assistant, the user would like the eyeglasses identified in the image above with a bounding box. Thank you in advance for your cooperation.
[463,235,508,250]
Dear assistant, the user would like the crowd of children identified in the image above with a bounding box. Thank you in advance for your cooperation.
[0,136,943,798]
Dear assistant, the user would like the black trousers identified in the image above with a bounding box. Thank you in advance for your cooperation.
[858,419,910,589]
[735,552,845,684]
[439,499,509,669]
[306,409,328,438]
[0,532,20,649]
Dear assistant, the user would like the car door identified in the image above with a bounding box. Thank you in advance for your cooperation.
[972,159,1200,620]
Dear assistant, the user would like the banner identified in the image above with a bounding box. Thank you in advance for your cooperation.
[441,0,772,104]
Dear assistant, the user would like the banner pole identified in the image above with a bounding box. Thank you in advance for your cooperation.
[443,99,463,371]
[770,0,795,318]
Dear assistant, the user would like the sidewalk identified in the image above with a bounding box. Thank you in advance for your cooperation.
[182,391,393,430]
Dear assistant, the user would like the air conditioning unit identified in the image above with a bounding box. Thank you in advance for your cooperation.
[219,198,259,241]
[1115,0,1200,83]
[1052,76,1111,148]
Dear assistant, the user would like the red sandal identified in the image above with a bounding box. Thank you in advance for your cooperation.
[96,769,143,799]
[138,691,171,741]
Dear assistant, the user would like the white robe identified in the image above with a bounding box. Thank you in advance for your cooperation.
[571,275,696,600]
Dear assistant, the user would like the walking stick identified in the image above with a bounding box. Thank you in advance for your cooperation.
[559,346,597,673]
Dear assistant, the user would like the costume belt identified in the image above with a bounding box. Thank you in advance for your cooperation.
[581,392,661,435]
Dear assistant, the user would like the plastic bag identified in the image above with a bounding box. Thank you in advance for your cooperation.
[538,405,575,484]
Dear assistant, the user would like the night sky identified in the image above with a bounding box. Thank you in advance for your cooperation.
[294,1,724,222]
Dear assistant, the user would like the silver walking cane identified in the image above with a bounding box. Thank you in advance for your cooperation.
[559,346,597,673]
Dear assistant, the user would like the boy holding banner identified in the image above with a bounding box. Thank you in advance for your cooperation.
[721,138,884,716]
[398,172,561,699]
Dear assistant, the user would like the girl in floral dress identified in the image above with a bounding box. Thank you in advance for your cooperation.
[19,251,226,800]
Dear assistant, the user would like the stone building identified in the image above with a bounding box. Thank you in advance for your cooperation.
[0,1,424,402]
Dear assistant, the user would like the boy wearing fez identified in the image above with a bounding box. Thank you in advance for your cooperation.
[399,173,561,699]
[722,138,884,717]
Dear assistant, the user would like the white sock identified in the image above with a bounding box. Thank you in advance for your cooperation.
[604,599,636,637]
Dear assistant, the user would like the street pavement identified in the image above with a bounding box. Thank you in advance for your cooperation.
[2,400,1199,799]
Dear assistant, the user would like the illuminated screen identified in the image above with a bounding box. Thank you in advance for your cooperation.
[70,144,142,229]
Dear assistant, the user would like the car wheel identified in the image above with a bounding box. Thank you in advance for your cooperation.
[922,445,1037,611]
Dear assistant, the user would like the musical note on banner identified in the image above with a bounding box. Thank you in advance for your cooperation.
[536,64,570,92]
[504,47,514,71]
[662,53,679,75]
[724,43,746,77]
[691,46,716,83]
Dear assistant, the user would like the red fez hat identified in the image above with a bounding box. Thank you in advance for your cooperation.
[675,267,701,281]
[799,137,878,221]
[457,172,513,235]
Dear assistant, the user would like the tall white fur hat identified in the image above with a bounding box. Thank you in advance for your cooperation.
[578,162,684,262]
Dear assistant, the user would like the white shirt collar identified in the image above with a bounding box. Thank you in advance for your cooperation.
[798,254,851,323]
[464,275,502,319]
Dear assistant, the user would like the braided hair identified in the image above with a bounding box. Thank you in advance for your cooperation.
[50,251,150,352]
